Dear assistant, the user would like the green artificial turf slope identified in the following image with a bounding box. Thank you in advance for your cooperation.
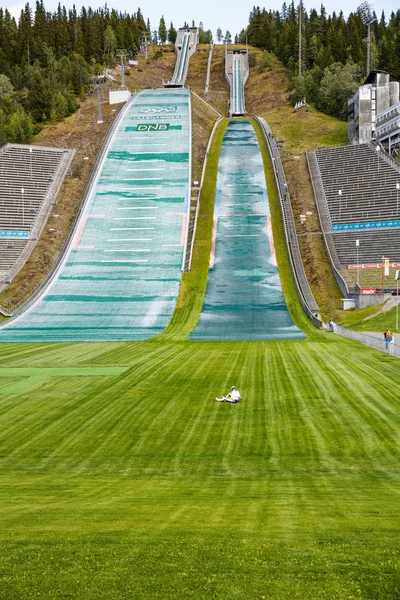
[0,120,400,598]
[0,337,400,598]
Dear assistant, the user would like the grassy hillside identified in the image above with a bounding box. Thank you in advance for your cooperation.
[340,300,400,333]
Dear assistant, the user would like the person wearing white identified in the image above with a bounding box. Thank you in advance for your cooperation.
[216,386,241,403]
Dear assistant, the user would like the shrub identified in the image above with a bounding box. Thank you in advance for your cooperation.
[248,52,257,68]
[258,51,276,73]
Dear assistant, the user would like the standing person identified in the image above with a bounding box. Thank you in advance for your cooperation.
[329,318,335,332]
[216,386,241,403]
[386,330,393,347]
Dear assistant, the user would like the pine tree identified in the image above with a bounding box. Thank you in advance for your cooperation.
[158,16,167,45]
[224,31,232,44]
[16,4,32,65]
[168,22,177,44]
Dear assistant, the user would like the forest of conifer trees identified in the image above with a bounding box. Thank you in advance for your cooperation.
[0,2,151,144]
[1,1,400,144]
[240,4,400,118]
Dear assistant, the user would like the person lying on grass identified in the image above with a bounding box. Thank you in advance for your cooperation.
[216,386,241,403]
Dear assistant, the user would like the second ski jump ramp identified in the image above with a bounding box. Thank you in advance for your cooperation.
[225,49,248,117]
[0,89,192,342]
[165,27,198,88]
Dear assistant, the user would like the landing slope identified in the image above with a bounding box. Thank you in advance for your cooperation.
[0,89,191,342]
[191,120,305,340]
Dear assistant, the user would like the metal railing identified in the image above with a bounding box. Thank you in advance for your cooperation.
[191,90,223,118]
[183,115,223,272]
[334,324,400,358]
[254,116,322,328]
[368,139,400,174]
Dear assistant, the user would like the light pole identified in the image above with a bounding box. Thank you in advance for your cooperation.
[376,144,380,172]
[338,189,342,221]
[356,239,360,286]
[396,182,399,215]
[358,1,376,77]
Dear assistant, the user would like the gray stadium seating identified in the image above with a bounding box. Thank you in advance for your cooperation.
[0,144,74,287]
[309,143,400,290]
[315,144,400,224]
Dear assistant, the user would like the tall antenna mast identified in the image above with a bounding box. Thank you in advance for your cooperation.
[298,0,302,77]
[358,1,376,76]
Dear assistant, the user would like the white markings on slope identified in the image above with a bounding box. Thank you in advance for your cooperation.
[121,187,162,191]
[117,207,159,210]
[107,238,153,242]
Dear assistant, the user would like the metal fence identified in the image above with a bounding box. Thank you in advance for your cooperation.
[184,115,223,272]
[254,116,322,329]
[334,324,400,357]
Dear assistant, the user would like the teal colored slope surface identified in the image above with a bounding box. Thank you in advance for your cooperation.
[190,120,305,341]
[1,89,191,342]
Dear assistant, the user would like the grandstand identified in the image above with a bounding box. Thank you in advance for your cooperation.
[0,89,191,342]
[308,142,400,292]
[0,144,74,290]
[164,27,198,88]
[225,49,248,117]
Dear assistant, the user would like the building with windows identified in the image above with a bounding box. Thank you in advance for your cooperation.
[348,70,399,145]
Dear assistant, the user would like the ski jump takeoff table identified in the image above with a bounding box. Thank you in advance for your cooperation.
[1,89,191,342]
[191,120,305,341]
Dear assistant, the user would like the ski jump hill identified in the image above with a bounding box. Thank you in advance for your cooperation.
[0,45,317,342]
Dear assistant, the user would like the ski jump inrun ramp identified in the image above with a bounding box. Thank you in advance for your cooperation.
[0,89,192,342]
[165,27,198,88]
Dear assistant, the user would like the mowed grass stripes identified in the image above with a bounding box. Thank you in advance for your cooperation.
[0,336,400,597]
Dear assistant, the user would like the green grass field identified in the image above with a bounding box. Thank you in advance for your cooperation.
[1,120,400,599]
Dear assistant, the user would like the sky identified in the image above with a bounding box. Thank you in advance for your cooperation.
[1,0,398,39]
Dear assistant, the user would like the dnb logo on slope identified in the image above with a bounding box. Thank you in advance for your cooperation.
[136,123,170,132]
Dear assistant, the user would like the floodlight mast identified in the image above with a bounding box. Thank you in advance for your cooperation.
[358,1,376,76]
